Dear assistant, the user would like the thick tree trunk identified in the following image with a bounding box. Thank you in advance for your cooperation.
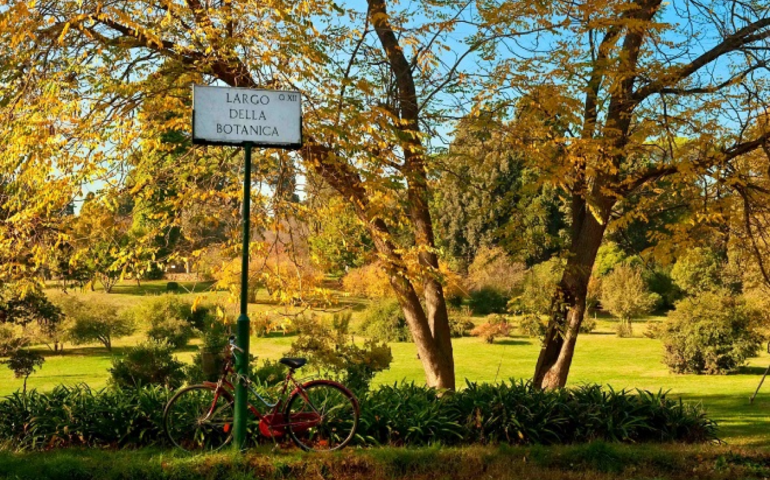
[198,0,456,389]
[390,274,455,388]
[533,198,611,389]
[405,156,455,389]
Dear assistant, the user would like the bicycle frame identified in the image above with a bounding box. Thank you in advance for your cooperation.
[201,355,322,438]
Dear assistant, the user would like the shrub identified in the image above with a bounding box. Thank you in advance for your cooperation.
[0,324,28,357]
[110,341,186,389]
[0,381,718,449]
[130,295,206,348]
[470,314,511,343]
[580,315,597,334]
[357,383,464,445]
[359,299,411,342]
[186,320,231,383]
[468,287,508,315]
[594,242,630,277]
[643,321,660,339]
[0,385,173,449]
[659,291,762,374]
[644,267,683,311]
[600,265,660,337]
[213,249,323,305]
[586,275,601,314]
[356,380,718,446]
[59,297,135,351]
[252,359,287,387]
[670,247,724,294]
[290,313,392,394]
[467,247,526,294]
[2,349,45,394]
[342,261,392,298]
[518,315,546,338]
[510,258,562,316]
[449,317,474,338]
[147,317,196,348]
[2,289,65,353]
[166,281,180,292]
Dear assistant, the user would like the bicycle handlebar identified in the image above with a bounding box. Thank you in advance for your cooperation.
[229,335,244,354]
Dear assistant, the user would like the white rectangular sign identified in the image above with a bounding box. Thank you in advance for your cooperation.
[192,85,302,148]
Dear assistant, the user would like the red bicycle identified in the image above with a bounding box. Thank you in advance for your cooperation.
[163,336,359,452]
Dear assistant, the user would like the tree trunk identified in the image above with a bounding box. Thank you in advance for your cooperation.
[533,198,611,389]
[389,273,455,388]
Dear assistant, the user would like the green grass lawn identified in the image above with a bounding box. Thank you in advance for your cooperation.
[5,442,770,480]
[3,281,770,448]
[4,443,770,480]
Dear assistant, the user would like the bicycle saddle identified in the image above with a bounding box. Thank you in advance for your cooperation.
[280,357,307,369]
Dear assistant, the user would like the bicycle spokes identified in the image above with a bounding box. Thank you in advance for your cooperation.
[285,382,358,451]
[164,385,234,451]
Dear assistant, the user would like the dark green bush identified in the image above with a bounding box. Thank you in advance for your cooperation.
[446,294,465,309]
[670,247,725,295]
[467,287,508,315]
[0,324,27,356]
[58,297,135,351]
[580,316,597,334]
[449,317,474,337]
[357,380,717,446]
[358,300,412,342]
[357,383,464,445]
[109,341,186,389]
[659,291,762,374]
[130,295,209,348]
[186,320,230,383]
[644,267,683,311]
[518,315,546,338]
[166,281,180,292]
[2,349,44,394]
[252,359,288,387]
[291,313,393,394]
[0,380,717,450]
[0,384,172,449]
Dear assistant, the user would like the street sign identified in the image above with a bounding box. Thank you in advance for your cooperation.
[191,84,303,451]
[192,85,302,148]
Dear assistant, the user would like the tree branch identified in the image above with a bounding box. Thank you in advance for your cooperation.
[633,18,770,102]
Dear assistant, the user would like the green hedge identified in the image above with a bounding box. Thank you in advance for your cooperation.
[0,381,717,450]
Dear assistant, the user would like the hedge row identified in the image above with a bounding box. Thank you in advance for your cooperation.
[0,381,717,450]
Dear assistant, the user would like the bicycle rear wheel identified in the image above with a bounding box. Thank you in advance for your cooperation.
[284,380,359,451]
[164,384,234,451]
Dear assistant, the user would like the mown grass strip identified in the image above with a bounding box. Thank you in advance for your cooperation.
[2,443,770,480]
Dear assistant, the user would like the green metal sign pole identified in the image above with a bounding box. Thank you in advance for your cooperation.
[233,142,252,450]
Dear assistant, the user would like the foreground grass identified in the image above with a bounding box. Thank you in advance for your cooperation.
[3,281,770,448]
[3,443,770,480]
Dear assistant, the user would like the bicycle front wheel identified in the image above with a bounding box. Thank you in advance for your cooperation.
[164,384,234,452]
[284,380,359,451]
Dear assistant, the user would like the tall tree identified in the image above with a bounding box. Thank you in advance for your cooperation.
[434,112,569,269]
[487,0,770,388]
[0,0,545,388]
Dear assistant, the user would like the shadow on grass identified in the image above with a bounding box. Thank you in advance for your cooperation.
[256,331,299,339]
[60,344,200,358]
[677,392,770,447]
[495,339,531,346]
[109,281,216,296]
[738,365,770,375]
